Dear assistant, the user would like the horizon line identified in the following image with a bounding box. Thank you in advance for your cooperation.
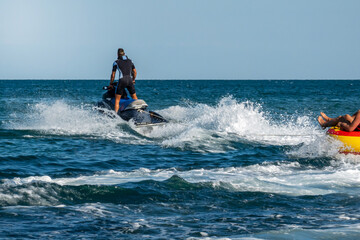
[1,78,360,81]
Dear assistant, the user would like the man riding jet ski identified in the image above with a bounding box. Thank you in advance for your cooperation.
[109,48,138,114]
[98,48,167,126]
[97,83,167,126]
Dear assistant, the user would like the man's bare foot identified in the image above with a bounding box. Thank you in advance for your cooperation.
[320,112,330,121]
[317,116,327,129]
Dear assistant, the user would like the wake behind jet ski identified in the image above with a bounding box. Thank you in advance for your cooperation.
[97,83,167,127]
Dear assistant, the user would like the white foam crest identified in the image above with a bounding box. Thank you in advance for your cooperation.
[249,223,360,239]
[7,100,149,145]
[14,100,119,133]
[0,176,59,206]
[212,98,320,146]
[138,96,322,151]
[4,162,360,196]
[74,203,115,218]
[2,176,54,186]
[285,132,360,161]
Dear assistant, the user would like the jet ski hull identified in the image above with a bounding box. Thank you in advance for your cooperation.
[97,97,167,126]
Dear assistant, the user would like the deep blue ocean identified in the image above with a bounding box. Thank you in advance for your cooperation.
[1,80,360,239]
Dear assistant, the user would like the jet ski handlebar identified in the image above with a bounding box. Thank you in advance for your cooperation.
[103,81,119,90]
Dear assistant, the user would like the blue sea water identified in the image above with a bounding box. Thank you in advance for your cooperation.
[1,80,360,239]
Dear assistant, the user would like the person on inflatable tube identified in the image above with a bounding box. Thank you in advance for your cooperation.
[318,111,360,132]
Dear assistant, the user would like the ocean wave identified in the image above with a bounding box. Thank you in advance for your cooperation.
[2,160,360,206]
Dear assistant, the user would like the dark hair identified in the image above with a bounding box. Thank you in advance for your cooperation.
[118,48,125,56]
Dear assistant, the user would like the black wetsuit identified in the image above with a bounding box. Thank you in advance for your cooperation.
[112,56,136,96]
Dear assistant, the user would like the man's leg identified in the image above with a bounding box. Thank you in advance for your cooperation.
[344,110,360,131]
[115,94,121,113]
[320,112,332,122]
[126,79,137,100]
[131,93,138,100]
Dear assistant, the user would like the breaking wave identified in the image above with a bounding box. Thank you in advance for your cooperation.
[2,158,360,207]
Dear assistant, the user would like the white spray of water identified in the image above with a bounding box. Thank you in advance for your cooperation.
[137,97,324,152]
[7,100,149,145]
[4,97,346,156]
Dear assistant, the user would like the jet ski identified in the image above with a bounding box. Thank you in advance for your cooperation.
[97,83,167,126]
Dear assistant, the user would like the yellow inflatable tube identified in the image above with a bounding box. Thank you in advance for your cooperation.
[327,127,360,154]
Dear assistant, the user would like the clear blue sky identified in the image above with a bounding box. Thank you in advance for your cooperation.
[1,0,360,79]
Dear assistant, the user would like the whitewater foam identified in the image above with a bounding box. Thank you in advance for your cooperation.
[3,159,360,197]
[4,97,337,155]
[6,100,149,145]
[145,97,324,152]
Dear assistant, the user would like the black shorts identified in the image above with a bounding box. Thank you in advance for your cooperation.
[116,76,136,95]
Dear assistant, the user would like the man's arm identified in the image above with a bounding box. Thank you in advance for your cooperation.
[110,70,116,85]
[132,68,137,83]
[109,62,117,87]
